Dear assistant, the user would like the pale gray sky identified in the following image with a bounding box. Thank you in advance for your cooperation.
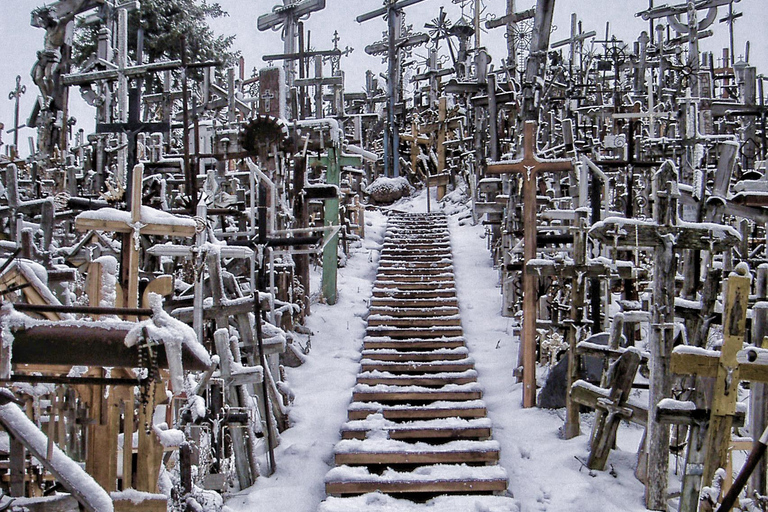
[1,0,766,155]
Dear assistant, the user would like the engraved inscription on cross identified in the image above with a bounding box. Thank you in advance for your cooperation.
[486,120,574,408]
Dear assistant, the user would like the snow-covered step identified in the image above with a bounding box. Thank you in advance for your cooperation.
[371,289,458,300]
[367,315,461,327]
[376,267,455,277]
[369,305,460,318]
[352,382,483,402]
[363,335,466,350]
[366,325,464,338]
[368,297,459,309]
[319,494,519,512]
[360,358,474,373]
[333,439,500,466]
[372,280,456,291]
[374,272,455,282]
[325,464,509,496]
[340,415,493,441]
[361,347,469,362]
[356,369,477,387]
[347,400,487,421]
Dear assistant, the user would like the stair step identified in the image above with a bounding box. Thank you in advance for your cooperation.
[363,336,466,350]
[371,290,458,300]
[333,439,500,466]
[373,281,455,291]
[366,327,464,339]
[352,382,482,402]
[356,369,477,387]
[348,400,487,421]
[325,464,508,496]
[361,347,469,362]
[341,416,492,441]
[367,316,461,327]
[369,306,460,318]
[360,359,474,373]
[375,273,455,282]
[369,298,459,308]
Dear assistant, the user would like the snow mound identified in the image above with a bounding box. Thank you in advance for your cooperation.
[366,177,413,204]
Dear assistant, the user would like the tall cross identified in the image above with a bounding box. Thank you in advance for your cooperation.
[357,0,430,177]
[96,87,170,206]
[485,1,536,74]
[719,1,742,66]
[7,76,26,155]
[258,0,327,90]
[486,120,574,408]
[550,14,596,71]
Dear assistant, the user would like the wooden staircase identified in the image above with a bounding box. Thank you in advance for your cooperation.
[324,212,512,502]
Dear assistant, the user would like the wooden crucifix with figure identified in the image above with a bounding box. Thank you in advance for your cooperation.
[487,120,574,408]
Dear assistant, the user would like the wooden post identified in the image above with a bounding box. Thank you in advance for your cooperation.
[750,263,768,496]
[322,147,340,305]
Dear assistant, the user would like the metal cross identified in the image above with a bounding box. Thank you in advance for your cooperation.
[7,76,26,153]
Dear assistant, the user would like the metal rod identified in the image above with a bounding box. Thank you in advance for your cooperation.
[253,271,277,476]
[0,283,31,297]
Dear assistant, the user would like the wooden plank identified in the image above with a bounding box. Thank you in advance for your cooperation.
[360,361,474,373]
[348,405,486,421]
[363,339,466,350]
[366,327,464,338]
[335,448,499,465]
[361,350,468,362]
[341,426,492,440]
[367,317,461,327]
[356,374,477,386]
[352,389,482,402]
[326,477,507,496]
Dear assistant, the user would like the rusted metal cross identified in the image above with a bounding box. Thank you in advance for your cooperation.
[487,120,574,408]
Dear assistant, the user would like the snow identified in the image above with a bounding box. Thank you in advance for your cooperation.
[76,205,198,227]
[125,293,212,393]
[224,189,648,512]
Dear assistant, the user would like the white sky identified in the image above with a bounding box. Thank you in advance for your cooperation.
[1,0,766,155]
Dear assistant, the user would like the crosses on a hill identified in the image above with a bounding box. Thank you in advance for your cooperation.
[357,0,430,177]
[589,160,741,510]
[258,0,327,89]
[487,120,574,409]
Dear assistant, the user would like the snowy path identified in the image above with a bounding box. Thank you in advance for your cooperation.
[224,190,650,512]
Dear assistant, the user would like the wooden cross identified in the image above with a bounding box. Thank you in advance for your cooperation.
[550,13,596,70]
[486,120,574,408]
[75,163,197,310]
[96,88,170,198]
[571,348,644,470]
[528,209,636,437]
[668,265,754,512]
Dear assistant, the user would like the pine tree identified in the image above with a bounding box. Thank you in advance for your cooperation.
[74,0,237,75]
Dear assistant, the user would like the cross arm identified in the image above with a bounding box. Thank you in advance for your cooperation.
[356,0,427,23]
[485,7,536,29]
[258,0,326,31]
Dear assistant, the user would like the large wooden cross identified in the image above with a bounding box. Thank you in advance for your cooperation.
[487,120,574,408]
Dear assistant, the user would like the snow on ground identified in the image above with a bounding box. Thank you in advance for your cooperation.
[224,186,650,511]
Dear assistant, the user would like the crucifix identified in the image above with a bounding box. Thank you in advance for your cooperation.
[357,0,429,177]
[719,1,742,66]
[258,0,327,93]
[487,120,574,408]
[7,76,27,157]
[485,0,536,75]
[74,163,198,310]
